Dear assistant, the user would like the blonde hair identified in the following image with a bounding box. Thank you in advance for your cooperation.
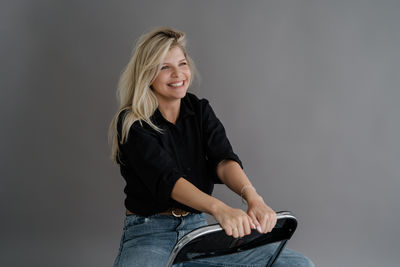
[108,26,197,164]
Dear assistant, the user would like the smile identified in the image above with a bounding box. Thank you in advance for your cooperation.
[168,80,185,87]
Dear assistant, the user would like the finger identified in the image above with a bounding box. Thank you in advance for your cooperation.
[255,212,264,232]
[270,213,277,232]
[252,213,263,233]
[232,227,239,239]
[266,212,277,233]
[262,214,271,233]
[237,220,245,237]
[243,218,251,235]
[249,211,261,231]
[266,217,274,233]
[225,226,232,236]
[267,212,277,233]
[248,216,256,229]
[259,215,269,233]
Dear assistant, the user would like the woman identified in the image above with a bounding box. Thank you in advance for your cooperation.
[109,26,314,267]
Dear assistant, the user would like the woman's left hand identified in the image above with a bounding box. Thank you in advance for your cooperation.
[246,195,277,234]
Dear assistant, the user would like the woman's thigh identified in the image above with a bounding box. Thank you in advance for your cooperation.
[114,213,208,267]
[117,232,176,267]
[114,215,178,267]
[180,242,314,267]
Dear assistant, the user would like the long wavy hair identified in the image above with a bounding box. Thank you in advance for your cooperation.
[108,26,197,164]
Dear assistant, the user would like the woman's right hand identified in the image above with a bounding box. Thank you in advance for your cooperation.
[211,202,256,238]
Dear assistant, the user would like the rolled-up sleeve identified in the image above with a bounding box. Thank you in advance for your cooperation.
[202,100,243,184]
[119,123,184,204]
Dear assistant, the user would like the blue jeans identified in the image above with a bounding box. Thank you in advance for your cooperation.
[114,213,314,267]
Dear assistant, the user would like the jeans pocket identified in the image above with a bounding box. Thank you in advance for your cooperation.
[124,214,148,228]
[123,215,152,242]
[190,213,208,228]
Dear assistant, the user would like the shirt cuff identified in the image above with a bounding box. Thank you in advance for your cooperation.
[212,153,243,184]
[159,168,185,205]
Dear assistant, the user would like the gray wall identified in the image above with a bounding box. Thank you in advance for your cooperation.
[1,0,399,266]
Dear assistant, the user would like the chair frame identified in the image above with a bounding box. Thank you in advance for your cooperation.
[166,211,297,267]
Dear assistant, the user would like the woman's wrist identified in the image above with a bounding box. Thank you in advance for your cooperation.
[242,187,263,204]
[209,198,228,216]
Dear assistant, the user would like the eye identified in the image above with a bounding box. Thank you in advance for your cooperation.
[161,65,169,70]
[180,62,187,66]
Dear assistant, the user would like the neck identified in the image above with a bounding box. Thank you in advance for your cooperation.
[157,99,181,125]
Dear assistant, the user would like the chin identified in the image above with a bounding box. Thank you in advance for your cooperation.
[171,88,188,99]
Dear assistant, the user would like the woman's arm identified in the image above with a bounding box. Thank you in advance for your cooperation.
[171,177,255,238]
[171,177,224,215]
[216,160,260,201]
[216,159,277,234]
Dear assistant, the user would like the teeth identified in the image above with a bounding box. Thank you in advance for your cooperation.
[169,81,184,87]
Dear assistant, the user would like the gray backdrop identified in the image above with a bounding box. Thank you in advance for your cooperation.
[1,0,399,266]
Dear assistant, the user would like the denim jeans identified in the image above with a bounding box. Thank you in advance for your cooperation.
[113,213,314,267]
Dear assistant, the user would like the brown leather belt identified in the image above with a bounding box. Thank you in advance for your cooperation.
[126,208,190,217]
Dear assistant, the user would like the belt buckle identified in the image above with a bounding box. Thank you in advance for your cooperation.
[171,208,189,217]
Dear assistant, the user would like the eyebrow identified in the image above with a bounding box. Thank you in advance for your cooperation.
[162,59,187,65]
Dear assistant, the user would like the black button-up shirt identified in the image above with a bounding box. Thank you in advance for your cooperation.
[117,92,243,216]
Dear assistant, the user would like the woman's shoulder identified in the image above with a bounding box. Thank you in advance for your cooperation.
[185,92,212,110]
[117,109,158,138]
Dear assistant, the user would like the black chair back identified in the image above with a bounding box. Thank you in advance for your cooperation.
[165,211,297,267]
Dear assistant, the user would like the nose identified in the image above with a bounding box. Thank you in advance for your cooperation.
[171,67,182,78]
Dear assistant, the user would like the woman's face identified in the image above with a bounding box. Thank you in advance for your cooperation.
[151,46,191,103]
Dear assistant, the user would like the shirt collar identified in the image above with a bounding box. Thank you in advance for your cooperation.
[152,94,195,125]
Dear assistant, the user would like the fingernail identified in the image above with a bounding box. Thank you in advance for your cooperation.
[257,226,262,233]
[251,223,256,229]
